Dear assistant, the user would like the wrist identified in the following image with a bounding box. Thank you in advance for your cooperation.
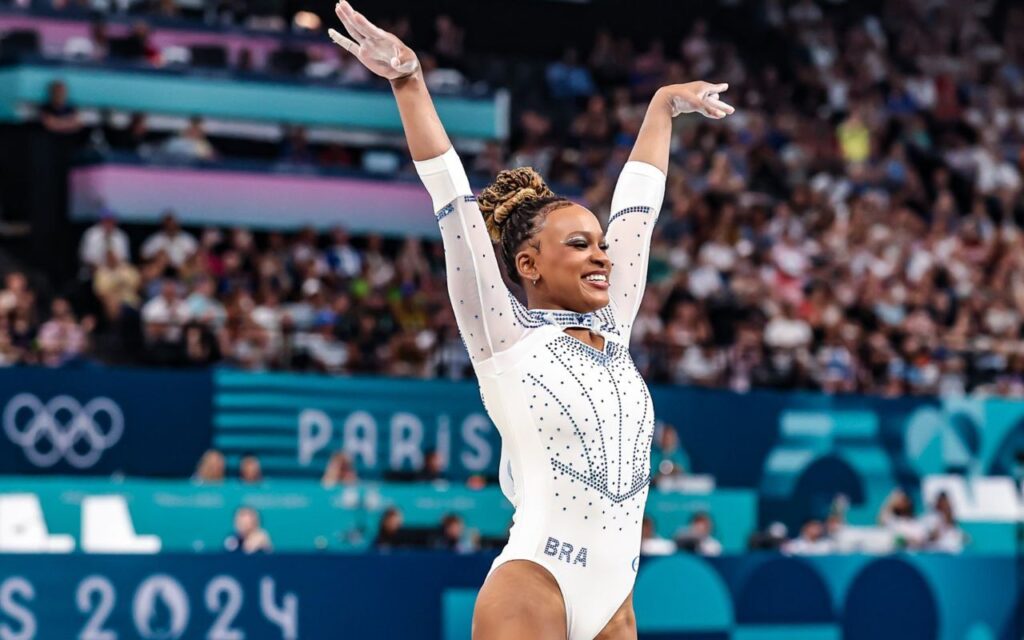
[389,65,423,89]
[651,88,674,117]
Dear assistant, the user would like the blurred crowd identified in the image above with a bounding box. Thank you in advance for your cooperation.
[3,0,1024,398]
[642,486,965,557]
[191,422,967,555]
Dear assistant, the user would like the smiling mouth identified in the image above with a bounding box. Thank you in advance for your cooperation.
[583,278,610,290]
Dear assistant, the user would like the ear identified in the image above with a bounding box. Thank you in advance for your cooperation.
[515,245,539,284]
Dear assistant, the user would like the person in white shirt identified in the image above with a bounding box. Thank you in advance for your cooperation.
[675,512,723,557]
[878,488,927,549]
[141,279,189,343]
[141,213,198,268]
[79,211,130,269]
[920,492,964,553]
[783,519,836,555]
[639,516,676,556]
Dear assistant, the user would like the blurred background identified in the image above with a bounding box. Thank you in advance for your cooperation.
[0,0,1021,638]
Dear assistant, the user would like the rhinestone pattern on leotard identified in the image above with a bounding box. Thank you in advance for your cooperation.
[522,332,654,530]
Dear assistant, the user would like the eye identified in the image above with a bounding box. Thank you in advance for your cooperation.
[599,243,610,250]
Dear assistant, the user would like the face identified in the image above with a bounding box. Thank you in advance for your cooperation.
[234,509,257,535]
[517,204,611,312]
[240,457,261,481]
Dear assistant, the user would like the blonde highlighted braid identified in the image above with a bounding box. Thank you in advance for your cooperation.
[476,167,572,286]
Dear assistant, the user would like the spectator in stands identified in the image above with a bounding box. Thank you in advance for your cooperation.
[431,513,474,552]
[183,320,222,366]
[639,515,676,556]
[79,210,130,271]
[321,451,358,487]
[675,512,722,557]
[546,48,596,101]
[278,125,314,165]
[783,519,836,555]
[650,422,689,483]
[93,248,142,309]
[39,80,82,135]
[109,21,158,65]
[878,488,926,549]
[373,506,405,550]
[36,297,90,366]
[224,506,272,553]
[193,448,226,483]
[921,492,965,553]
[325,226,362,280]
[141,213,198,269]
[416,449,445,482]
[141,278,189,346]
[159,117,217,162]
[185,275,226,328]
[239,453,263,484]
[109,112,156,156]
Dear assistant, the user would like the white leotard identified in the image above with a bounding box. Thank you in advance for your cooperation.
[415,147,665,640]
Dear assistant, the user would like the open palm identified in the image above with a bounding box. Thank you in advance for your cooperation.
[328,1,419,80]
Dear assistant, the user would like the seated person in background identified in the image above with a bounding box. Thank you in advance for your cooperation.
[373,506,405,550]
[159,117,217,161]
[192,448,226,483]
[675,512,722,557]
[783,519,836,555]
[36,297,90,366]
[239,453,263,484]
[224,506,272,553]
[877,488,926,549]
[650,421,690,483]
[639,515,676,556]
[416,449,445,482]
[39,80,82,135]
[920,491,964,553]
[321,451,358,487]
[141,213,198,269]
[79,210,130,271]
[431,513,474,552]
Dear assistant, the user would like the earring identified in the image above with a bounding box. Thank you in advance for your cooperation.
[532,278,538,285]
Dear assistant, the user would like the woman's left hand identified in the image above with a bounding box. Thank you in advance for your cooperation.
[660,82,735,119]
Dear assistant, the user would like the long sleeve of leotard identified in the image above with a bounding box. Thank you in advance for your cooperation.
[415,146,525,366]
[604,160,666,346]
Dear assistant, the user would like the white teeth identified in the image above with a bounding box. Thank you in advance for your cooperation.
[584,274,607,282]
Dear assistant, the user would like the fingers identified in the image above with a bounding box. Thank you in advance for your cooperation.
[349,5,390,40]
[706,95,735,115]
[335,1,370,42]
[711,82,729,94]
[328,28,358,54]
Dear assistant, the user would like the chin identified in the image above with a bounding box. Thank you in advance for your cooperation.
[580,287,609,310]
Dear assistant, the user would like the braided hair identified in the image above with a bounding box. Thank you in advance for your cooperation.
[476,167,572,287]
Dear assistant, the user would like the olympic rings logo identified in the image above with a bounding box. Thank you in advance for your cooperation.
[2,393,124,469]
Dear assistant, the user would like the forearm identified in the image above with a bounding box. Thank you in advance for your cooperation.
[627,88,673,174]
[390,71,452,161]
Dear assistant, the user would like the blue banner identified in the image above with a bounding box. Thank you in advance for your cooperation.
[0,367,212,476]
[0,553,1016,640]
[213,371,501,480]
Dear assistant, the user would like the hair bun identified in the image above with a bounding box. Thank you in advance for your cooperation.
[478,167,555,242]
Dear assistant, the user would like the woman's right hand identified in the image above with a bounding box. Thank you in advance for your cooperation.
[329,1,420,81]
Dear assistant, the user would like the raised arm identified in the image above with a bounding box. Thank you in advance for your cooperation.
[605,83,734,340]
[330,2,524,366]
